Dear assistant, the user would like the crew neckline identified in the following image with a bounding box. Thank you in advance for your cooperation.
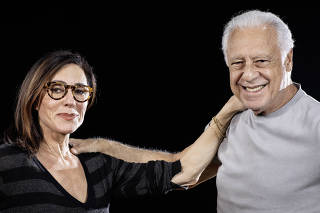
[250,83,304,119]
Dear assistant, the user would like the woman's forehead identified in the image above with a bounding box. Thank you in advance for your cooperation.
[51,64,88,85]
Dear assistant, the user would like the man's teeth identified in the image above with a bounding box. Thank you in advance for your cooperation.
[245,85,265,92]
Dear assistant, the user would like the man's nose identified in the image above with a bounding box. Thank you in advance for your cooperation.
[241,63,259,82]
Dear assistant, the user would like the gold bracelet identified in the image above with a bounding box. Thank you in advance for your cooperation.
[209,116,226,138]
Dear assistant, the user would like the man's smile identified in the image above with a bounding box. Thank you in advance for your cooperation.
[241,83,268,93]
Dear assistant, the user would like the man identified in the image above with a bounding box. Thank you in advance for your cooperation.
[215,10,320,212]
[71,10,320,212]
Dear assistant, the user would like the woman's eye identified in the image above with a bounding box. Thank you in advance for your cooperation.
[74,88,87,95]
[51,87,64,93]
[75,90,84,94]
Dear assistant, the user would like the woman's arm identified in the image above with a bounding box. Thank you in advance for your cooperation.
[70,96,244,186]
[171,96,241,186]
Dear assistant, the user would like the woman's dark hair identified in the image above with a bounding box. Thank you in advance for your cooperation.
[5,50,97,155]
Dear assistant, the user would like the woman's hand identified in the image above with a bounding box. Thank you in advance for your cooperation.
[220,95,246,118]
[224,95,246,114]
[211,95,245,136]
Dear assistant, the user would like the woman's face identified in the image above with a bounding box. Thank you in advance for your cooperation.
[38,64,89,136]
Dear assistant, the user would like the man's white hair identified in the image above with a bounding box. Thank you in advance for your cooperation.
[221,10,294,64]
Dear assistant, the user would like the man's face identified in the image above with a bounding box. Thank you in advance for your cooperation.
[227,25,292,115]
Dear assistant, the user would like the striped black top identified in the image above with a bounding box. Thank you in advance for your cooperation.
[0,143,181,212]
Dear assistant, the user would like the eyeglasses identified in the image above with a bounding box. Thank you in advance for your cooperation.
[44,81,93,102]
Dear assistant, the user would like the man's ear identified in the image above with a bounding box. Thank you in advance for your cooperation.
[285,49,293,72]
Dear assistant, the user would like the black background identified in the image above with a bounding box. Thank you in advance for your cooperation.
[1,5,320,213]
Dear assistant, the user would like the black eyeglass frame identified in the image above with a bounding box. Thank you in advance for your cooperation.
[44,81,93,103]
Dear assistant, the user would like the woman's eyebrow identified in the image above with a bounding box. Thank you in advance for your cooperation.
[51,80,88,86]
[75,82,88,86]
[51,80,66,84]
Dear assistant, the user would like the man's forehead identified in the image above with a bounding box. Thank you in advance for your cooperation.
[231,24,276,34]
[229,53,273,61]
[227,26,279,59]
[228,25,278,44]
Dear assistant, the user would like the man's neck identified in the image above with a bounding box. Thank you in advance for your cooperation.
[256,83,298,116]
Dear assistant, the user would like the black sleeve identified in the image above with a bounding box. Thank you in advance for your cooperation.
[106,155,181,198]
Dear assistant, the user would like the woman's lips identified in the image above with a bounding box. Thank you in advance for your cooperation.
[58,113,78,120]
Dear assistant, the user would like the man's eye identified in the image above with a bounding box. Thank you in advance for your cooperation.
[256,59,269,63]
[231,61,243,67]
[255,59,270,67]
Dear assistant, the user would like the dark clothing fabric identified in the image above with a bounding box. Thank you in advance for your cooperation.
[0,143,181,212]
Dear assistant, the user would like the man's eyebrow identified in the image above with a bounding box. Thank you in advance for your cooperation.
[252,55,272,60]
[229,55,273,62]
[230,57,244,62]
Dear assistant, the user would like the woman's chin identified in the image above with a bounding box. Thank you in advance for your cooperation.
[53,123,81,135]
[57,128,78,135]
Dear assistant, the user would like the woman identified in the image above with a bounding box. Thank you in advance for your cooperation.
[0,50,243,212]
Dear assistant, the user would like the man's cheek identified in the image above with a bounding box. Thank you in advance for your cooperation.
[230,82,239,95]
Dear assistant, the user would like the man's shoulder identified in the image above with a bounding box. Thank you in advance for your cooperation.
[297,90,320,115]
[301,92,320,106]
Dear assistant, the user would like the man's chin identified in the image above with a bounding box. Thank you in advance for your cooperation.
[243,103,264,115]
[252,109,264,115]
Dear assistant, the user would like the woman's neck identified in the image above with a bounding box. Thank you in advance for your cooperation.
[37,132,76,168]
